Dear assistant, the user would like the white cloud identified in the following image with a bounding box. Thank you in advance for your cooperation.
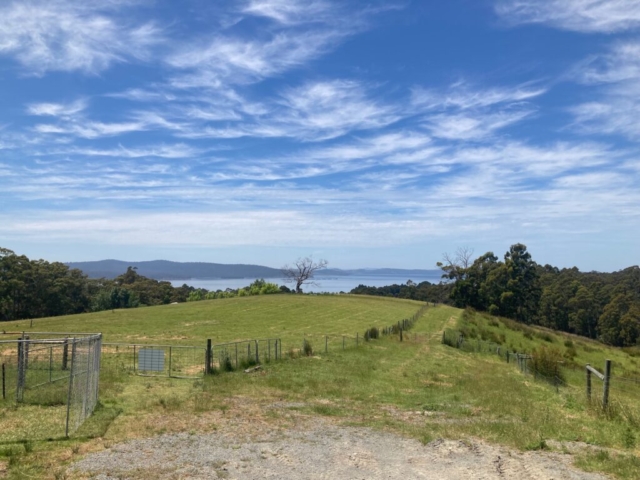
[45,143,204,159]
[241,0,333,25]
[274,80,401,140]
[411,83,546,110]
[425,109,534,140]
[27,99,88,117]
[0,0,161,75]
[572,42,640,139]
[412,82,544,141]
[496,0,640,33]
[167,30,344,88]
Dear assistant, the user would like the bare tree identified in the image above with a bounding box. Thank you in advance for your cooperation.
[437,246,474,281]
[282,257,328,293]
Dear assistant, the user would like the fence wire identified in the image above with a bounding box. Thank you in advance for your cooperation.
[0,332,102,438]
[101,343,205,378]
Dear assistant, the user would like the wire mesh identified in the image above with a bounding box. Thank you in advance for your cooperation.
[65,334,101,436]
[102,343,206,378]
[0,333,102,439]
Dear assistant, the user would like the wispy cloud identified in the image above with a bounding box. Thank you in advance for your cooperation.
[240,0,334,25]
[412,82,545,141]
[0,0,162,75]
[495,0,640,33]
[42,143,205,159]
[27,99,88,117]
[571,41,640,139]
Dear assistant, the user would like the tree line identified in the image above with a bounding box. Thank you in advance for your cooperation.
[0,248,288,322]
[351,243,639,347]
[440,244,640,346]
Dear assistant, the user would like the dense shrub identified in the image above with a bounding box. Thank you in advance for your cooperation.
[530,346,565,382]
[303,339,313,356]
[364,327,380,341]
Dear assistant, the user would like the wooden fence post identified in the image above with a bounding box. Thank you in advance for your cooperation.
[603,359,611,409]
[586,364,592,402]
[2,363,5,400]
[325,336,328,354]
[255,341,259,364]
[206,339,212,374]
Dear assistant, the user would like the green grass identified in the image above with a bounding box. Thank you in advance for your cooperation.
[1,294,424,346]
[2,299,640,479]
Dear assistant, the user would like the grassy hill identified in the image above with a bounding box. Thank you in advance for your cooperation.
[1,294,424,346]
[1,297,639,479]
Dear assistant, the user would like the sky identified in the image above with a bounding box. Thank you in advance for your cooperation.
[0,0,639,271]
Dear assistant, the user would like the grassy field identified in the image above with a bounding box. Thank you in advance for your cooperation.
[0,294,424,346]
[1,297,639,479]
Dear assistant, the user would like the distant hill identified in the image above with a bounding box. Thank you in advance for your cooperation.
[66,260,282,280]
[66,260,442,281]
[318,268,442,278]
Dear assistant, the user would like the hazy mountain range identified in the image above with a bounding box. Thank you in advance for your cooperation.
[66,260,441,281]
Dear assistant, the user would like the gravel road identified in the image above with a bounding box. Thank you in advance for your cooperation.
[71,421,609,479]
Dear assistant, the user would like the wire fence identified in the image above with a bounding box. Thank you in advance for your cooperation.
[99,302,433,378]
[0,332,102,438]
[101,343,206,378]
[441,330,639,416]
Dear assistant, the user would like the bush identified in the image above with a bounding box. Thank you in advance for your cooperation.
[364,327,380,341]
[303,339,313,356]
[530,346,565,382]
[536,332,554,343]
[564,339,574,348]
[462,307,476,321]
[220,354,234,372]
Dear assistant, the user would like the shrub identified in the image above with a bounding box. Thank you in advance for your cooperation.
[535,332,554,343]
[563,346,577,361]
[220,354,234,372]
[523,331,534,340]
[364,327,379,341]
[530,346,565,382]
[303,339,313,356]
[462,307,476,321]
[488,318,500,328]
[564,339,574,348]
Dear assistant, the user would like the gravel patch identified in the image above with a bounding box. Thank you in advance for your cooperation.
[71,421,609,479]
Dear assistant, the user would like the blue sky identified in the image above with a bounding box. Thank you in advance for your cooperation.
[1,0,639,271]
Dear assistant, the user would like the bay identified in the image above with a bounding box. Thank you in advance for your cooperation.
[169,274,443,293]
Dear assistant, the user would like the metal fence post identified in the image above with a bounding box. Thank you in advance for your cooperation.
[586,364,592,402]
[62,337,69,370]
[65,339,77,438]
[16,340,25,402]
[325,336,328,354]
[169,346,172,377]
[255,340,259,364]
[603,359,611,409]
[2,363,5,400]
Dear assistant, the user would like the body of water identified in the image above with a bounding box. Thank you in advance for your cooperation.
[169,274,443,293]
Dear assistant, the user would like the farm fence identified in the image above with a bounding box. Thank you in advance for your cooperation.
[100,302,434,378]
[441,330,640,413]
[0,332,102,437]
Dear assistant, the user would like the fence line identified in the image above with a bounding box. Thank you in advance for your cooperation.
[441,330,635,410]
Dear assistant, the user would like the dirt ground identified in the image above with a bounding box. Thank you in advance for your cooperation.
[70,402,610,480]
